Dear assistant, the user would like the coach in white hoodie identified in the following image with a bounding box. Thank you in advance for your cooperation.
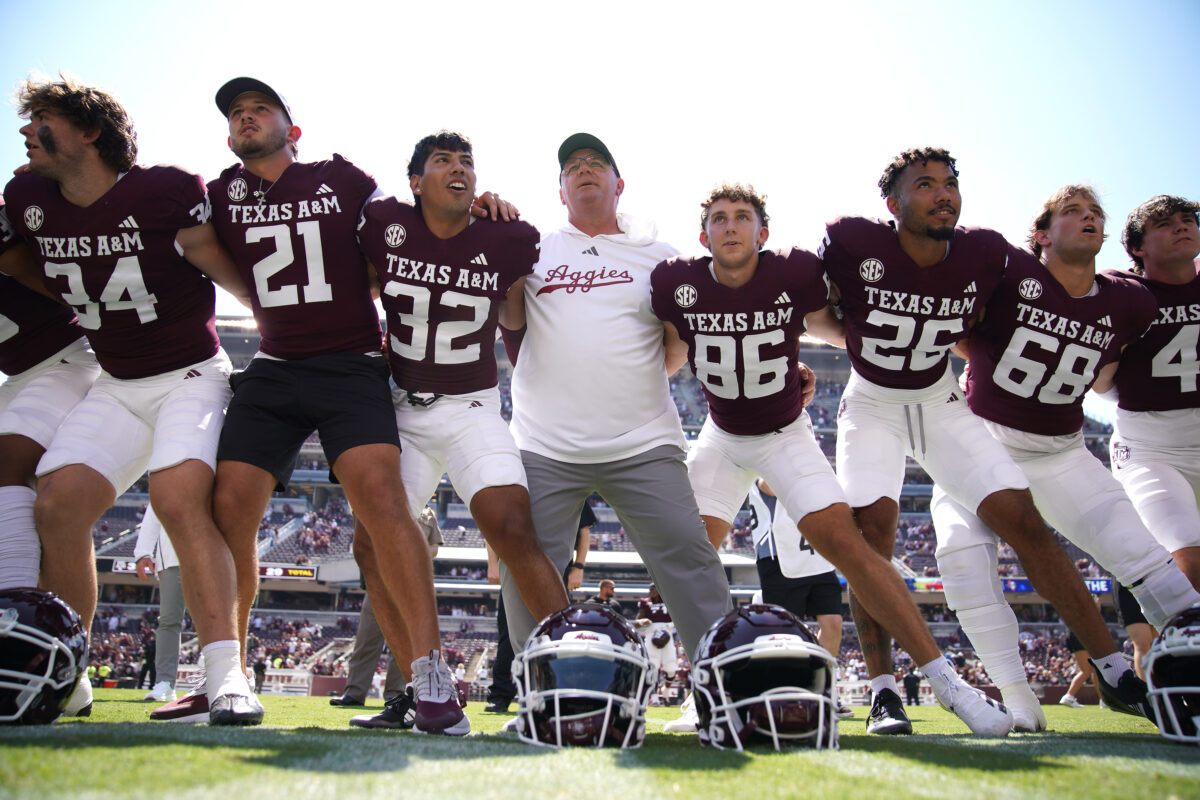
[501,133,731,659]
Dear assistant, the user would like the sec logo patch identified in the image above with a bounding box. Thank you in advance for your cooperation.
[384,224,406,248]
[859,258,884,283]
[674,284,697,308]
[227,178,248,202]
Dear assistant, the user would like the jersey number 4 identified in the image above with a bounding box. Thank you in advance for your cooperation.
[1151,324,1199,393]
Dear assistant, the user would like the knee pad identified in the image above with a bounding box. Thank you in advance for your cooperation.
[1128,560,1200,630]
[938,544,1005,611]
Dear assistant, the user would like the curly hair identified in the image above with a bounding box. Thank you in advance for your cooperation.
[699,182,768,231]
[407,130,472,178]
[1122,195,1200,273]
[877,147,957,198]
[1027,185,1106,259]
[17,74,137,172]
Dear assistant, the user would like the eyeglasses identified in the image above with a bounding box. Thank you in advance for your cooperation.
[562,154,610,176]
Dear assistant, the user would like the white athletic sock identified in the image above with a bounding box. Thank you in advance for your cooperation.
[1091,652,1130,686]
[919,656,955,682]
[955,603,1027,688]
[870,674,900,698]
[202,640,251,701]
[0,486,39,590]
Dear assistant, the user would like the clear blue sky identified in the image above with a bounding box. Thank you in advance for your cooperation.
[5,0,1198,321]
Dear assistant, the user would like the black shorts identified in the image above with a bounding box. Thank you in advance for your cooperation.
[1113,582,1148,628]
[756,557,844,618]
[217,352,400,489]
[1065,630,1085,653]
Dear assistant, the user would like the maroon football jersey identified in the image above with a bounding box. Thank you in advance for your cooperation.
[1111,263,1200,412]
[209,156,382,359]
[0,194,85,375]
[965,251,1157,435]
[637,598,673,623]
[819,217,1007,389]
[358,197,538,394]
[650,248,827,435]
[3,167,218,379]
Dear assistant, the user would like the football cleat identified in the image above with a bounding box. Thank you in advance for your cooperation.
[150,686,209,722]
[349,687,417,730]
[836,701,855,720]
[1058,694,1084,709]
[410,651,470,736]
[1090,660,1151,720]
[209,692,264,726]
[144,681,176,703]
[329,693,365,707]
[62,678,93,718]
[866,688,912,735]
[927,671,1011,737]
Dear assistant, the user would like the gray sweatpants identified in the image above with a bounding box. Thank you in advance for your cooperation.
[155,566,184,688]
[500,445,732,660]
[345,592,405,701]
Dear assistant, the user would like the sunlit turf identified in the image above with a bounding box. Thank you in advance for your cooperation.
[0,689,1196,800]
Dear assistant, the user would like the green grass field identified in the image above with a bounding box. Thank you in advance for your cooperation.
[1,689,1196,800]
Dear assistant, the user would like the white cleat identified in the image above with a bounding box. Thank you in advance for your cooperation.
[663,697,699,733]
[144,681,177,703]
[1010,704,1047,733]
[64,678,93,717]
[928,672,1012,737]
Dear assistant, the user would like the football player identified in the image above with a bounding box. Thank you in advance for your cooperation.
[501,133,733,673]
[351,131,570,727]
[747,479,845,671]
[1107,195,1200,588]
[201,80,493,735]
[820,148,1154,733]
[0,193,99,591]
[634,583,678,684]
[651,182,1011,737]
[2,74,256,723]
[929,185,1200,732]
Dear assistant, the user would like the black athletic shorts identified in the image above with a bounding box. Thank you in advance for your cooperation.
[217,352,400,490]
[1065,629,1085,653]
[1113,582,1149,628]
[757,557,844,618]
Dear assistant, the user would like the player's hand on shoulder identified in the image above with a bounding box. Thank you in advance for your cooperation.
[798,362,816,408]
[472,191,520,222]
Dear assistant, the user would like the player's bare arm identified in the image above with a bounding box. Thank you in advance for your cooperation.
[803,306,845,348]
[1089,357,1121,394]
[0,241,59,300]
[364,258,381,300]
[176,223,252,307]
[662,320,689,375]
[498,275,527,331]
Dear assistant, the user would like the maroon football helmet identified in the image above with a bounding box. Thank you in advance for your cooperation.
[513,603,656,748]
[1145,604,1200,744]
[0,588,88,724]
[693,603,839,751]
